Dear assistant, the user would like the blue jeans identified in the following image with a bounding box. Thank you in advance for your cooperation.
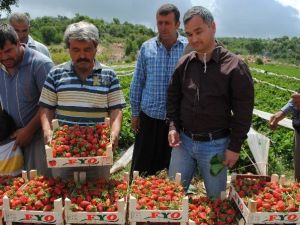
[168,132,229,198]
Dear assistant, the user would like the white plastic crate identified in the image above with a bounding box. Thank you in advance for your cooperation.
[45,119,113,168]
[229,173,300,225]
[128,171,189,225]
[2,170,64,225]
[64,171,128,224]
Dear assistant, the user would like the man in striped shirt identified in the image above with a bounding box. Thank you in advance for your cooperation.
[39,21,126,179]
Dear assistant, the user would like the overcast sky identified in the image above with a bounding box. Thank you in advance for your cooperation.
[9,0,300,38]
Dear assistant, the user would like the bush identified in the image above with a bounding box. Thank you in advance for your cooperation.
[255,57,264,65]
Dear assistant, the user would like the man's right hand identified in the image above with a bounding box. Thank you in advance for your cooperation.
[43,129,53,145]
[269,111,285,130]
[131,116,140,133]
[168,129,181,147]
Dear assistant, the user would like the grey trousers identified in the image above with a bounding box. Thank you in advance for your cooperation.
[23,129,52,177]
[294,131,300,181]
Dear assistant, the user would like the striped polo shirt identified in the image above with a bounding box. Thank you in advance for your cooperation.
[39,61,126,125]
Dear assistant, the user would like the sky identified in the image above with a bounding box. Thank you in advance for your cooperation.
[8,0,300,38]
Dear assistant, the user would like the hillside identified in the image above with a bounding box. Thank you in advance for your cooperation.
[2,14,300,64]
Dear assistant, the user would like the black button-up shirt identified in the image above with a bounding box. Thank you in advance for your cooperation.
[167,45,254,152]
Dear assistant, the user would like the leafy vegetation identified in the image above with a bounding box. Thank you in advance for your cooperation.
[1,12,299,64]
[250,63,300,78]
[0,0,18,16]
[29,14,154,63]
[219,37,300,65]
[234,63,299,176]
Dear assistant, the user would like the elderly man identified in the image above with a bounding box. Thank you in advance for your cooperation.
[167,6,254,198]
[130,4,188,176]
[9,12,50,57]
[0,23,54,176]
[39,21,126,179]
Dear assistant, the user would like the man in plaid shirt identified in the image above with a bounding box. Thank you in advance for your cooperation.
[130,3,187,176]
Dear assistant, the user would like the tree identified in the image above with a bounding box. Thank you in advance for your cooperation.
[245,39,265,55]
[40,26,62,45]
[0,0,18,17]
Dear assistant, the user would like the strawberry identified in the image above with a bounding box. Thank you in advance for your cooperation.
[79,200,91,209]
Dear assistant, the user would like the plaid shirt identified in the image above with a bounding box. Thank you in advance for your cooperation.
[282,99,299,117]
[130,35,187,120]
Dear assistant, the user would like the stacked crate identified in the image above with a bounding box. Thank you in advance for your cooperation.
[229,173,300,225]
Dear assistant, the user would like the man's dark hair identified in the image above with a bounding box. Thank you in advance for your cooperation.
[183,6,214,25]
[157,4,180,23]
[0,23,19,49]
[0,110,16,142]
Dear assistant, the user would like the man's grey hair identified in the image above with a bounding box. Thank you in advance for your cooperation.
[8,12,30,26]
[64,21,99,48]
[183,6,214,25]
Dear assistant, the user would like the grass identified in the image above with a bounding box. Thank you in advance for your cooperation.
[250,63,300,78]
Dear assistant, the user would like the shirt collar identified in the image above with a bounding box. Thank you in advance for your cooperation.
[27,35,35,47]
[155,33,186,48]
[189,43,223,64]
[61,60,103,72]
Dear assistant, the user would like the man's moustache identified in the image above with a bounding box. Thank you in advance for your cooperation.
[77,59,90,63]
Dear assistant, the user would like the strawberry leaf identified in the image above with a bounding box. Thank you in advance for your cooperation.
[210,154,225,176]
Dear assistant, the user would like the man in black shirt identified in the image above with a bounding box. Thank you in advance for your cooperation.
[167,6,254,198]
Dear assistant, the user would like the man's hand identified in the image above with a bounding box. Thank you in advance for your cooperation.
[269,111,285,130]
[43,128,53,145]
[11,127,34,151]
[292,92,300,108]
[131,116,140,133]
[111,132,119,151]
[168,129,181,147]
[223,149,240,168]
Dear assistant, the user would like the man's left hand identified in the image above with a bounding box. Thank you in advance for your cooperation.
[11,127,34,151]
[223,149,240,168]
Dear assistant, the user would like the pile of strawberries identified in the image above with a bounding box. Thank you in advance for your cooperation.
[0,176,26,206]
[69,178,128,212]
[233,177,300,212]
[130,176,184,210]
[8,176,70,211]
[50,123,110,158]
[189,196,238,225]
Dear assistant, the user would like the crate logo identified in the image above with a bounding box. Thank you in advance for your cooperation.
[48,160,57,167]
[63,158,100,166]
[82,214,119,222]
[230,189,245,213]
[20,214,56,223]
[145,212,182,220]
[264,214,299,223]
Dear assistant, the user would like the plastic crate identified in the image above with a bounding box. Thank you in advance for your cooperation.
[45,119,113,168]
[64,171,128,224]
[128,171,188,225]
[2,170,64,225]
[229,173,300,225]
